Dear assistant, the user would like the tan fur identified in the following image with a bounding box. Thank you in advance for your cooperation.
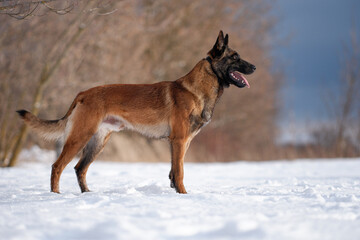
[20,112,67,141]
[18,31,255,194]
[21,59,219,194]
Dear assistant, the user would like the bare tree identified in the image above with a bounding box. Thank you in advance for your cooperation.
[336,30,360,156]
[0,0,76,19]
[0,0,119,19]
[312,30,360,157]
[0,1,104,166]
[1,0,280,166]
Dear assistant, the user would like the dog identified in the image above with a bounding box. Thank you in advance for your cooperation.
[17,31,256,194]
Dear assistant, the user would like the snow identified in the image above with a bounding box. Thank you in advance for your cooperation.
[1,148,360,240]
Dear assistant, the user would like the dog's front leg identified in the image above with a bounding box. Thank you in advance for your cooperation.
[169,138,189,194]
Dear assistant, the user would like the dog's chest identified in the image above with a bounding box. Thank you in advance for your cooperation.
[189,88,221,134]
[189,105,213,134]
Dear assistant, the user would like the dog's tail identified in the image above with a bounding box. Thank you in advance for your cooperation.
[16,110,67,141]
[16,99,78,141]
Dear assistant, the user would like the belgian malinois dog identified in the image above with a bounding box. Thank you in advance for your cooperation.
[17,31,255,194]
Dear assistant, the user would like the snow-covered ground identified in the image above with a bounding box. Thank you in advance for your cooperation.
[1,147,360,240]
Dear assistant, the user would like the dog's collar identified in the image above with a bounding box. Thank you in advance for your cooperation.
[205,56,213,65]
[205,56,226,92]
[205,56,222,82]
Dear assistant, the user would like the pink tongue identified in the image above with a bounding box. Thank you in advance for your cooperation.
[233,71,250,88]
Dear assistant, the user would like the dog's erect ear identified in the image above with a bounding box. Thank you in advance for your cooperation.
[224,34,228,46]
[208,30,229,58]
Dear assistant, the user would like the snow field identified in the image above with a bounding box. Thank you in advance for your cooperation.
[0,148,360,240]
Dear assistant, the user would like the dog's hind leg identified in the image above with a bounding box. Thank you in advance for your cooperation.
[74,130,111,193]
[51,104,101,193]
[51,135,93,193]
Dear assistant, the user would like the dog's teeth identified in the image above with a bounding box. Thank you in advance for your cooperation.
[231,72,242,81]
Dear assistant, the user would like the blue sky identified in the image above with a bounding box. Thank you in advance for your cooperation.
[271,0,360,124]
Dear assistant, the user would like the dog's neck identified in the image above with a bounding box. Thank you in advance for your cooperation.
[176,58,224,115]
[178,58,223,97]
[205,56,218,78]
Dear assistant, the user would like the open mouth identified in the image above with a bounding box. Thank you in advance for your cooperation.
[229,71,250,88]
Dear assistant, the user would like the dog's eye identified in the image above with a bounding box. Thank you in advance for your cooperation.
[233,55,239,60]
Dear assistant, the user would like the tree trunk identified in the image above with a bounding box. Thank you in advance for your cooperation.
[7,25,86,167]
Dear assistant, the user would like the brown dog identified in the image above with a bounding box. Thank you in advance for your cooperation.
[17,31,256,194]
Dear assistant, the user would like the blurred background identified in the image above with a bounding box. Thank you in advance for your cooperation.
[0,0,359,167]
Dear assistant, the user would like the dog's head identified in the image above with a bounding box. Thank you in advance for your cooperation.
[208,31,256,88]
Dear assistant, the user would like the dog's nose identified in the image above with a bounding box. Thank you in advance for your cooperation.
[251,65,256,71]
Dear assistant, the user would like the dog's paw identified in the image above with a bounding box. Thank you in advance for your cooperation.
[175,185,187,194]
[169,170,187,193]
